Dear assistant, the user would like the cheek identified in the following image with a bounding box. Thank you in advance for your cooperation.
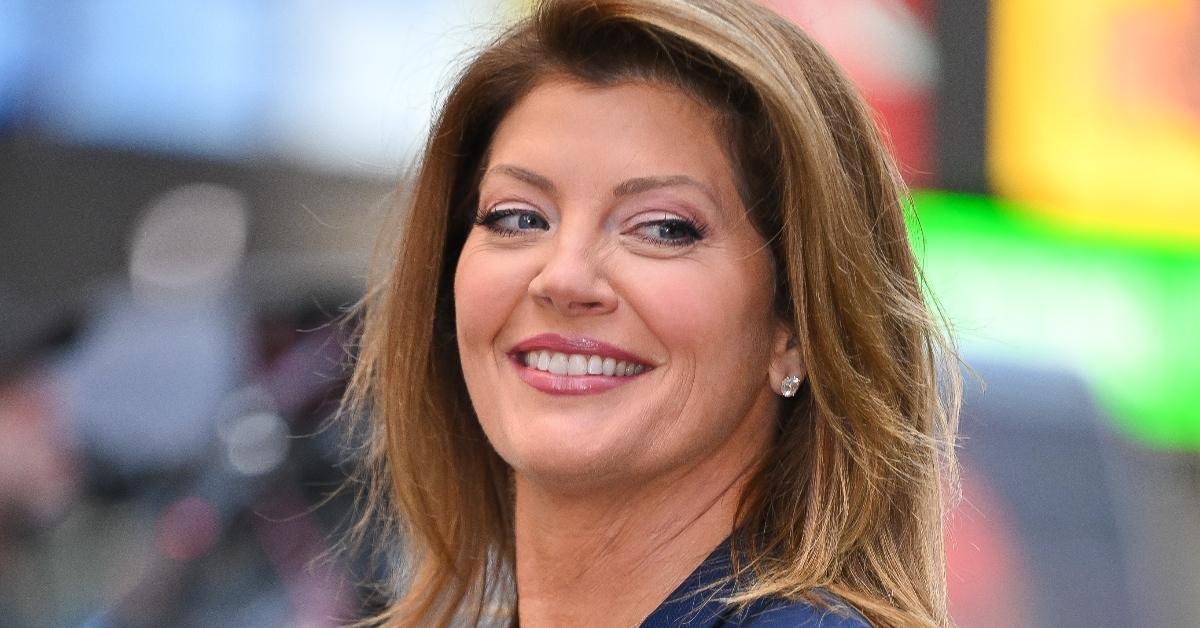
[623,255,775,368]
[454,242,526,351]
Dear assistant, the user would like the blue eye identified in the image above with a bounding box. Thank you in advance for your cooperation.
[632,217,708,247]
[477,208,550,235]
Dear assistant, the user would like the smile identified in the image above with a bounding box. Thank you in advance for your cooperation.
[508,333,653,395]
[520,351,646,376]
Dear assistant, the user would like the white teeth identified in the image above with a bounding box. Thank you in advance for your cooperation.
[567,354,588,376]
[523,351,647,377]
[548,353,569,375]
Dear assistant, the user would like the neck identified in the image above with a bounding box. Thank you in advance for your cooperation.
[513,455,757,627]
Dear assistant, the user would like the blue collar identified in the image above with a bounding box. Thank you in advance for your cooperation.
[640,537,745,627]
[640,537,870,628]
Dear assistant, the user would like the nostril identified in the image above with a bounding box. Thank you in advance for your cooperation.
[528,263,617,316]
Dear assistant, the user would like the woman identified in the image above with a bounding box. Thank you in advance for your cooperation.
[345,0,960,626]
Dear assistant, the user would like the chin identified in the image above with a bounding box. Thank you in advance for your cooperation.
[492,418,646,491]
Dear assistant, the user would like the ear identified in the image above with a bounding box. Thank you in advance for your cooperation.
[767,319,806,396]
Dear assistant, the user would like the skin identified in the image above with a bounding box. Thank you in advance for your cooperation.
[454,78,804,627]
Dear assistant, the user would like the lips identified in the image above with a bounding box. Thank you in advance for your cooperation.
[508,333,652,395]
[521,350,646,376]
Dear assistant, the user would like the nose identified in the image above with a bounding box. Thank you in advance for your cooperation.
[528,235,617,317]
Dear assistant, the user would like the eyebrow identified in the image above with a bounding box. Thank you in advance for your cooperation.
[484,164,557,194]
[612,175,717,204]
[485,164,718,204]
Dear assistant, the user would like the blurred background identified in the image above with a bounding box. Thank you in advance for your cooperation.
[0,1,1196,626]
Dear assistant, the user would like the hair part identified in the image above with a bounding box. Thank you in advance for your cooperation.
[343,1,960,626]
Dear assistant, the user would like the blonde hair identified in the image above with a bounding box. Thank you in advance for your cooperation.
[344,1,960,626]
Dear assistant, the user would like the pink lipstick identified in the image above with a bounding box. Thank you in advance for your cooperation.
[508,333,652,395]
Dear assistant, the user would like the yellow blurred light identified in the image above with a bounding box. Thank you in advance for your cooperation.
[990,0,1200,243]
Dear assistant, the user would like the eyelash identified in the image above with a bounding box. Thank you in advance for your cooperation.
[475,207,548,236]
[474,206,710,247]
[630,216,710,247]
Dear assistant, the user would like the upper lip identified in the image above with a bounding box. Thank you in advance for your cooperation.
[509,333,652,366]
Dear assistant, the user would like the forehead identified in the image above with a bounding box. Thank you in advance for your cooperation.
[484,78,740,204]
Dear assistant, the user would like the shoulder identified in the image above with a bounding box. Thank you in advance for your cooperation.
[730,595,871,627]
[640,537,872,628]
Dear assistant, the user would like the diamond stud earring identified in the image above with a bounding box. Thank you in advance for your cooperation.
[780,374,801,398]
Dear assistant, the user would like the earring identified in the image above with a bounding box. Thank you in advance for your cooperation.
[780,374,801,398]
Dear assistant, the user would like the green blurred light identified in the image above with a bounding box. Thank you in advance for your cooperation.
[911,190,1200,449]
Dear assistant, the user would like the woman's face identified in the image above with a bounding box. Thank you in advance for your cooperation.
[454,79,788,490]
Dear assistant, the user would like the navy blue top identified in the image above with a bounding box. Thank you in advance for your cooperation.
[640,539,870,627]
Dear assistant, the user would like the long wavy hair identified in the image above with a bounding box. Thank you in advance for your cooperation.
[343,1,960,626]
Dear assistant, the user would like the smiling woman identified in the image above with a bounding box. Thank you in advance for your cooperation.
[344,1,960,627]
[456,81,785,496]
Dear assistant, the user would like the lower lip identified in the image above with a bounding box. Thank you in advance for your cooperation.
[513,361,644,395]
